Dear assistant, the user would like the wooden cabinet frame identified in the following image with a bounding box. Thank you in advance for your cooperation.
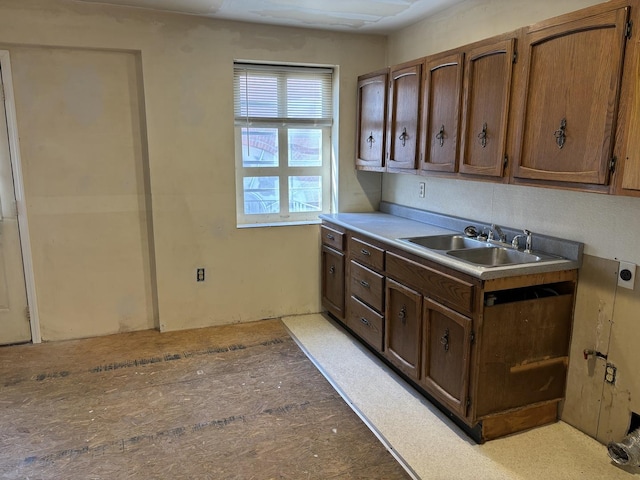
[511,6,629,187]
[321,221,578,442]
[356,69,388,171]
[459,37,516,178]
[355,0,640,197]
[420,51,464,173]
[386,59,423,172]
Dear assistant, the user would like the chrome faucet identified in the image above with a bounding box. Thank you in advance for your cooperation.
[487,224,506,243]
[512,229,533,253]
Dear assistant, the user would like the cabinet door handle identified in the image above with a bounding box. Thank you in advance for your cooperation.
[399,127,409,147]
[398,305,407,324]
[477,122,487,148]
[360,248,371,256]
[360,280,370,288]
[367,132,375,149]
[440,328,450,351]
[435,124,445,147]
[326,233,335,241]
[329,265,335,275]
[554,118,567,149]
[360,317,370,327]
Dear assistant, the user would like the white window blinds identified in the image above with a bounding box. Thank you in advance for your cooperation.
[233,63,333,126]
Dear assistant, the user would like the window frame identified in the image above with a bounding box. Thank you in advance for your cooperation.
[233,62,335,228]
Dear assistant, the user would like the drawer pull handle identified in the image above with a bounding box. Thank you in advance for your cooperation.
[440,328,450,351]
[329,265,335,275]
[360,317,370,327]
[360,248,371,256]
[326,233,335,240]
[398,305,407,324]
[360,280,370,288]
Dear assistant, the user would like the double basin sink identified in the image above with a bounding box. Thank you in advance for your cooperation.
[398,234,558,268]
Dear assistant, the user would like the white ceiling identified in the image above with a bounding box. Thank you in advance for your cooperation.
[75,0,466,34]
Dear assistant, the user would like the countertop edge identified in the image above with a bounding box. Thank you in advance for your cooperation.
[320,211,581,280]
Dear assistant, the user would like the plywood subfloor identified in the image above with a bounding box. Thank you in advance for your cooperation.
[0,319,411,479]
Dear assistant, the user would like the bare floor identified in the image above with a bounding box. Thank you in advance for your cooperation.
[282,313,640,480]
[0,319,410,479]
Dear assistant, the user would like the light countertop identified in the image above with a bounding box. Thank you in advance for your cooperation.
[320,208,582,280]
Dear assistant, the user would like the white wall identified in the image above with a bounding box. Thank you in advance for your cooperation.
[0,0,387,339]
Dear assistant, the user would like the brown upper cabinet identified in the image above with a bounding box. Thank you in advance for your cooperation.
[612,0,640,196]
[512,6,630,187]
[459,37,516,178]
[355,0,640,196]
[386,59,423,172]
[355,69,388,171]
[420,52,464,174]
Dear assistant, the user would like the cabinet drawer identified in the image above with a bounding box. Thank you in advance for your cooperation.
[350,261,384,312]
[321,225,345,251]
[348,296,384,352]
[349,237,385,270]
[386,251,475,316]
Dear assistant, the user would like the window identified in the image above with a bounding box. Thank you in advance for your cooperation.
[233,63,333,227]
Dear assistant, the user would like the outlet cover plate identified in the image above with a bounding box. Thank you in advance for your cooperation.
[618,261,636,290]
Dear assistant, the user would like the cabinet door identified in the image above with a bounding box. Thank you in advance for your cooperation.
[321,246,345,320]
[384,279,422,380]
[421,298,472,418]
[386,60,422,172]
[421,52,464,173]
[356,70,388,171]
[459,38,515,177]
[513,8,629,185]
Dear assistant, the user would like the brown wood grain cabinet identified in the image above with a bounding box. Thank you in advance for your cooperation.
[386,59,422,172]
[345,234,387,353]
[512,6,630,187]
[320,220,578,442]
[320,224,346,321]
[356,69,388,171]
[459,37,516,178]
[384,278,423,380]
[422,298,473,418]
[420,51,464,173]
[354,0,640,196]
[612,0,640,196]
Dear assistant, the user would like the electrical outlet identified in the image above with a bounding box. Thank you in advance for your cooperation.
[196,268,205,282]
[618,261,636,290]
[419,182,426,198]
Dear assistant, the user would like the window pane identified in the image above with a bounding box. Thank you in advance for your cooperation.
[288,129,322,167]
[289,176,322,213]
[243,177,279,214]
[241,128,278,167]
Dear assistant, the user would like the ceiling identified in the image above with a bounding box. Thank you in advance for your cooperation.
[75,0,466,34]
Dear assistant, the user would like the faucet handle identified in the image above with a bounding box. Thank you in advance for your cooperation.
[523,229,533,253]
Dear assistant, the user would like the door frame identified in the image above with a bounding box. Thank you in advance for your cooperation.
[0,50,41,343]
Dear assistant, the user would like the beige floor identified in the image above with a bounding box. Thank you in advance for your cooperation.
[282,313,638,480]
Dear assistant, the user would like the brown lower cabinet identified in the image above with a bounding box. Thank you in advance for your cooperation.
[321,220,578,443]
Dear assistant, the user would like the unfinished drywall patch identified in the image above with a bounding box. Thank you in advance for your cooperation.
[10,45,157,340]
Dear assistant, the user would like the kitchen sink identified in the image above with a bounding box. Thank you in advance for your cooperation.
[398,233,561,268]
[446,246,550,266]
[400,234,490,251]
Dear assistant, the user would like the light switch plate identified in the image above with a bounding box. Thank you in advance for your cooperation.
[618,261,636,290]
